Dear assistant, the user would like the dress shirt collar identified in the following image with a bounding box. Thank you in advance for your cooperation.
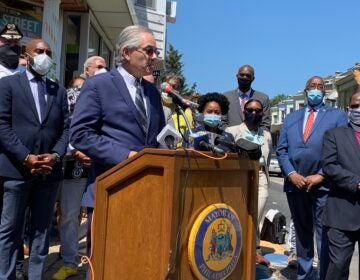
[306,102,324,112]
[26,69,46,82]
[238,88,252,98]
[117,66,142,87]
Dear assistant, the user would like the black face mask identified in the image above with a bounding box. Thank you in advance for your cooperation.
[237,77,252,92]
[0,44,21,69]
[244,111,263,125]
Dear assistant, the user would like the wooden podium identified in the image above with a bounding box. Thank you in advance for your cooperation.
[91,149,258,279]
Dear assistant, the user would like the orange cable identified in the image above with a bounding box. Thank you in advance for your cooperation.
[80,209,95,280]
[178,148,228,160]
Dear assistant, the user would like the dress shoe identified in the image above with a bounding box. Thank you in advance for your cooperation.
[287,252,298,268]
[255,252,270,266]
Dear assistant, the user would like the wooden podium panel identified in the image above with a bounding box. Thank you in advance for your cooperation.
[92,149,258,280]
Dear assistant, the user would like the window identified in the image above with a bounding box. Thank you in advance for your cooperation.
[88,25,100,57]
[136,0,155,9]
[101,40,111,68]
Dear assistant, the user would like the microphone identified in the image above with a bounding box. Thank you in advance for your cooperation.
[188,131,224,155]
[160,82,199,109]
[214,136,237,152]
[157,124,182,149]
[235,138,262,160]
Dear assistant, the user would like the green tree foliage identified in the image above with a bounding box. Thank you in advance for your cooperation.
[270,94,288,107]
[163,44,197,97]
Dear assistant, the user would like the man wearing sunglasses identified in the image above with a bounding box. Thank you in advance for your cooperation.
[70,25,165,273]
[224,64,271,131]
[277,76,348,280]
[0,39,69,279]
[83,55,107,78]
[321,90,360,280]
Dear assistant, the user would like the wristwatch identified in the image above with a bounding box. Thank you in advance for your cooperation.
[52,153,61,163]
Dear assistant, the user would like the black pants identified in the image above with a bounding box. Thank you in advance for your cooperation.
[325,226,360,280]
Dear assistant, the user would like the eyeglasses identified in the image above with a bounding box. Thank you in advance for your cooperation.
[135,46,160,57]
[95,65,106,69]
[34,48,52,56]
[349,104,360,109]
[245,108,262,114]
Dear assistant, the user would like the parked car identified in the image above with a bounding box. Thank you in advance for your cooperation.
[269,155,282,176]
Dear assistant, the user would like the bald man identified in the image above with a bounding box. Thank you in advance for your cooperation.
[0,39,69,279]
[322,90,360,280]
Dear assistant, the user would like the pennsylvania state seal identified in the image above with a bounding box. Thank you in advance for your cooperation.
[188,203,242,280]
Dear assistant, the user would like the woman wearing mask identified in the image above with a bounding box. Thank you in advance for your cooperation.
[188,92,234,152]
[226,99,272,266]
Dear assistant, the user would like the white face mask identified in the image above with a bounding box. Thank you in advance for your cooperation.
[31,54,53,76]
[94,68,107,75]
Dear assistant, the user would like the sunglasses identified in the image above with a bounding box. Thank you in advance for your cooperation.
[349,104,360,109]
[136,46,160,57]
[245,108,262,114]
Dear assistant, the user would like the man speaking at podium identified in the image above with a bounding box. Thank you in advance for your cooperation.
[70,25,165,256]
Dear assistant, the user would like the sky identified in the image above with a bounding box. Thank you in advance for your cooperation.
[167,0,360,99]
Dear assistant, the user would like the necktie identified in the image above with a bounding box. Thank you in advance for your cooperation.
[134,79,147,133]
[303,109,314,142]
[240,93,247,117]
[35,77,47,122]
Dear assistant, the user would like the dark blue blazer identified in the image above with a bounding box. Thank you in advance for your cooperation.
[70,68,165,207]
[0,71,69,181]
[276,105,347,192]
[322,125,360,231]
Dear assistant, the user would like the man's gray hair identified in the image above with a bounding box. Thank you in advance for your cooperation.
[83,56,105,71]
[114,25,154,66]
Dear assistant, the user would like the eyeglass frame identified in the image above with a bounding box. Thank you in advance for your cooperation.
[135,46,160,57]
[245,108,263,114]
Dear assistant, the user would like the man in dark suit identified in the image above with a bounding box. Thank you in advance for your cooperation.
[70,25,165,261]
[0,39,69,280]
[322,91,360,280]
[277,76,348,280]
[223,64,271,131]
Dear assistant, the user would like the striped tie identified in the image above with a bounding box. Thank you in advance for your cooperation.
[134,79,147,133]
[303,109,314,142]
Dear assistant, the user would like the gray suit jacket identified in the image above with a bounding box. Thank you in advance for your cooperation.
[223,88,271,131]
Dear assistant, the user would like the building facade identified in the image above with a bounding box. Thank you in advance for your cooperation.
[0,0,176,86]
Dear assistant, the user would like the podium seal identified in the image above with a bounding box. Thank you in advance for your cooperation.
[188,203,242,280]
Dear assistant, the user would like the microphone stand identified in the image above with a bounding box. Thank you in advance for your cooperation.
[174,104,193,144]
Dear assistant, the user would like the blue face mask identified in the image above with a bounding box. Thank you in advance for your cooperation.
[203,114,221,127]
[307,89,323,106]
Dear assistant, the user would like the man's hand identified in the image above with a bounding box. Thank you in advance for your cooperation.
[289,172,308,190]
[24,154,54,175]
[305,174,325,192]
[72,150,91,167]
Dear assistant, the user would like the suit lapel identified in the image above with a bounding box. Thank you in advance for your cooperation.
[110,70,146,135]
[298,108,306,141]
[344,126,360,159]
[43,79,56,122]
[19,73,40,122]
[232,90,243,122]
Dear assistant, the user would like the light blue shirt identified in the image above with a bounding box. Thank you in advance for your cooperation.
[26,70,47,122]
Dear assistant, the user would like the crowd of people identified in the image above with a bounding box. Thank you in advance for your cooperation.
[0,22,358,280]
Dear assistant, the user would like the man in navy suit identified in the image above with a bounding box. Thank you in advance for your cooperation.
[322,91,360,280]
[0,39,69,280]
[70,25,165,260]
[277,76,347,280]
